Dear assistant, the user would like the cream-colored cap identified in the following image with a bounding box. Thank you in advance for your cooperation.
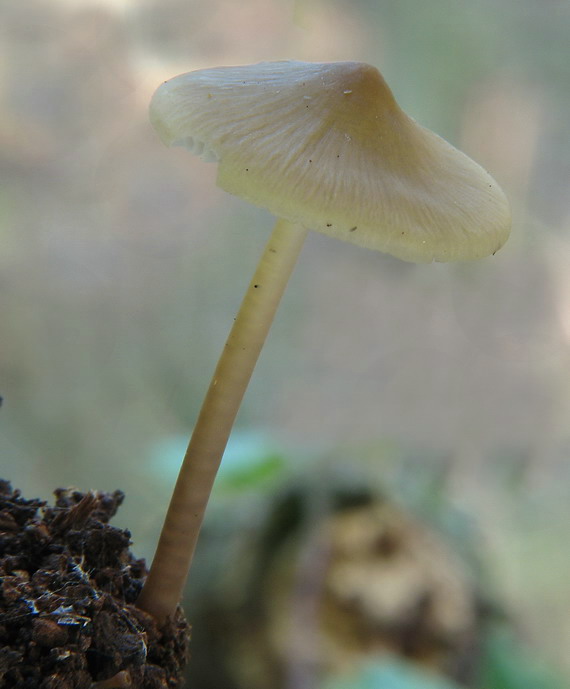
[150,60,511,262]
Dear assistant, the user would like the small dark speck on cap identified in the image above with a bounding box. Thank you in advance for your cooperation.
[349,226,357,232]
[326,223,332,227]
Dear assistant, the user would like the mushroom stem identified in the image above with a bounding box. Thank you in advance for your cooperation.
[137,218,308,622]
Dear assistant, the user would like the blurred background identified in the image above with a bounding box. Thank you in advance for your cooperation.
[1,0,569,687]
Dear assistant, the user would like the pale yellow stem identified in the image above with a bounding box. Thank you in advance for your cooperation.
[137,219,308,622]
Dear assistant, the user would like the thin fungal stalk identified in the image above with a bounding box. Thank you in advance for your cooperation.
[137,219,308,622]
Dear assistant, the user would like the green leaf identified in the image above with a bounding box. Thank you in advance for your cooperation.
[148,429,287,492]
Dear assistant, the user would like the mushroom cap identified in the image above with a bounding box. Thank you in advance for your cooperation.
[150,60,511,263]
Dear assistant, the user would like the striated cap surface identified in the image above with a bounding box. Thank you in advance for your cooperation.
[150,60,511,262]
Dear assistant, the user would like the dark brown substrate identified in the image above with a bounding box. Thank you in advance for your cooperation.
[0,480,190,689]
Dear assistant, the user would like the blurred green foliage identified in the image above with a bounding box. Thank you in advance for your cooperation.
[148,430,288,493]
[319,639,569,689]
[480,628,567,689]
[322,657,462,689]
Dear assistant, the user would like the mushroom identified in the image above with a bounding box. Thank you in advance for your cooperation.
[136,60,511,623]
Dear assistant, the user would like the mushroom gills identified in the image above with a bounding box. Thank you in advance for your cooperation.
[172,135,220,163]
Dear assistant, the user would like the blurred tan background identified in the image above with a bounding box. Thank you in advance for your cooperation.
[1,0,570,679]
